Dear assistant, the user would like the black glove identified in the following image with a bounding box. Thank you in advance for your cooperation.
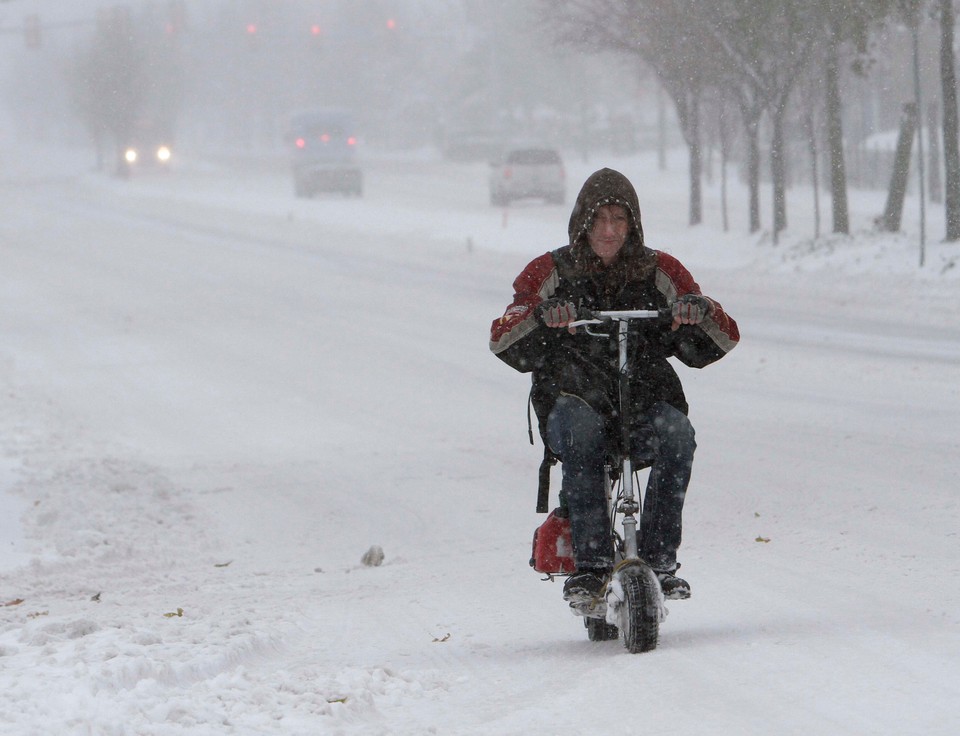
[671,294,712,331]
[537,299,578,328]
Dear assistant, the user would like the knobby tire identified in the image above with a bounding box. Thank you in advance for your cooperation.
[620,568,659,653]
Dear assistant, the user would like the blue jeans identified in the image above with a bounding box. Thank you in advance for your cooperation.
[546,395,696,573]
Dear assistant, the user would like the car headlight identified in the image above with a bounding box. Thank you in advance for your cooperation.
[124,148,138,164]
[156,145,171,163]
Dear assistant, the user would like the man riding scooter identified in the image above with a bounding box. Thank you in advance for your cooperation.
[489,167,740,604]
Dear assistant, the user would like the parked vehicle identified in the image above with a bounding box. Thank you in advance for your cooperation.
[286,109,362,198]
[489,147,565,206]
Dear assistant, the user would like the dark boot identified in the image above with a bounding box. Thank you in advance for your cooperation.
[562,571,607,604]
[655,569,691,600]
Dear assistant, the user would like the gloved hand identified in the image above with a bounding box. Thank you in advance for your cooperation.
[537,299,578,328]
[671,294,712,331]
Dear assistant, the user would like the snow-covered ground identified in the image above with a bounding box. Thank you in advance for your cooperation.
[1,139,958,735]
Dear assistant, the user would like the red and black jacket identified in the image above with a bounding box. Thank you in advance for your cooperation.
[490,241,739,437]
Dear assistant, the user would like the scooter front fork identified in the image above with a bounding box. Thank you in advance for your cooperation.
[619,457,640,560]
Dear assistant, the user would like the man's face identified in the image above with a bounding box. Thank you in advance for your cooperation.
[587,204,630,266]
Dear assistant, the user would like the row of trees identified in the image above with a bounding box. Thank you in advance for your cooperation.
[539,0,960,242]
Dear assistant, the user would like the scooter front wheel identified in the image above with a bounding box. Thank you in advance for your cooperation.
[619,566,660,653]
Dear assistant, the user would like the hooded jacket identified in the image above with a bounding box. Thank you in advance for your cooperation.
[489,168,739,440]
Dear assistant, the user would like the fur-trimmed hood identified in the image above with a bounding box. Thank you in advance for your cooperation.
[566,167,653,281]
[567,167,645,249]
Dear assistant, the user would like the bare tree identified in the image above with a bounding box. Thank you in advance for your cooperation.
[824,22,851,234]
[68,9,147,172]
[539,0,721,226]
[938,0,960,240]
[716,96,734,232]
[810,0,901,234]
[928,102,943,204]
[702,1,817,240]
[539,0,901,242]
[67,6,186,174]
[729,82,765,233]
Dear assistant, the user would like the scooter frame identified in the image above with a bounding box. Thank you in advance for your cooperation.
[565,308,670,652]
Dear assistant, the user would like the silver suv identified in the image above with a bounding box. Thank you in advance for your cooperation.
[489,147,565,206]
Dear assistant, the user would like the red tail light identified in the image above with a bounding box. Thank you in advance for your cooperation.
[347,136,357,146]
[320,133,330,143]
[295,137,306,148]
[504,166,512,180]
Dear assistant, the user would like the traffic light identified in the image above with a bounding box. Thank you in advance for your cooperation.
[246,21,259,50]
[309,22,323,49]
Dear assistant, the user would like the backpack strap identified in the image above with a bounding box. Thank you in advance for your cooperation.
[528,246,574,514]
[529,385,557,512]
[537,448,557,513]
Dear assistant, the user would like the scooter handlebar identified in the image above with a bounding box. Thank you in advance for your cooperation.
[568,307,672,328]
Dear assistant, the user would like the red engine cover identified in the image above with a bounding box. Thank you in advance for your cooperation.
[530,510,575,574]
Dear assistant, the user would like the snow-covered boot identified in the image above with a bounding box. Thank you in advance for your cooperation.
[655,568,691,600]
[562,571,606,604]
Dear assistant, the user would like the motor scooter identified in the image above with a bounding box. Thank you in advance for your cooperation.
[530,308,672,653]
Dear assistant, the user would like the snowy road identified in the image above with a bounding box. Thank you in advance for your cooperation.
[1,146,959,734]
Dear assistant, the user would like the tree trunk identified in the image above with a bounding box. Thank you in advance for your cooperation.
[747,125,760,233]
[825,38,850,235]
[806,112,821,239]
[928,102,943,204]
[658,85,668,171]
[882,103,918,232]
[738,94,762,233]
[688,96,702,226]
[719,102,731,232]
[663,81,703,227]
[940,0,960,240]
[746,119,761,233]
[771,107,787,239]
